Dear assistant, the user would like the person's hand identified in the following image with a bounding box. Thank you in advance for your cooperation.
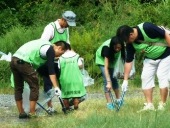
[106,82,112,91]
[54,87,61,97]
[121,80,128,92]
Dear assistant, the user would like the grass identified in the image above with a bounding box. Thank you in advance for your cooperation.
[0,85,169,128]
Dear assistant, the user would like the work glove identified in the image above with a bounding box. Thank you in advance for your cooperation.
[121,80,128,92]
[54,87,61,97]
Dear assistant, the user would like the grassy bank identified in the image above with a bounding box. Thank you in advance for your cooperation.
[0,87,169,128]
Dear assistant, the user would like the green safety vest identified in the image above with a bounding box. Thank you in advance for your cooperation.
[133,23,167,59]
[59,54,86,98]
[50,22,68,44]
[13,39,51,69]
[95,39,120,68]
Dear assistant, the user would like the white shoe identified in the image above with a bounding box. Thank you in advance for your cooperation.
[157,102,166,110]
[47,107,57,113]
[137,103,155,113]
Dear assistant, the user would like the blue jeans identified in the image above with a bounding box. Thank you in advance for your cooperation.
[99,65,119,93]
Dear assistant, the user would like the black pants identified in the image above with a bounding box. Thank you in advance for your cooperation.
[37,62,60,92]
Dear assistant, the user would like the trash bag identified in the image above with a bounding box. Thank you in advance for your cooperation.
[22,82,30,113]
[0,51,12,62]
[80,58,94,87]
[81,69,94,87]
[113,53,135,79]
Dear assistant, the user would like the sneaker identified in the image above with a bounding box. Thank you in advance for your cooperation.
[47,107,57,114]
[157,102,166,110]
[116,99,123,107]
[137,103,155,113]
[19,112,29,119]
[107,103,114,110]
[28,113,37,118]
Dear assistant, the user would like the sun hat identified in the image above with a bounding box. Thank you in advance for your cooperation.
[62,11,76,26]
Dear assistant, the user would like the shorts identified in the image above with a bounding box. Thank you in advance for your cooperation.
[99,65,119,93]
[141,55,170,89]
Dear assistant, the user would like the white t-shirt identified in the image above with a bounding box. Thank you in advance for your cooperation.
[41,19,70,44]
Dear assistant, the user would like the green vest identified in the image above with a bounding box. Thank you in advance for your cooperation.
[50,22,68,44]
[13,39,51,69]
[133,23,166,59]
[59,54,86,98]
[95,39,120,68]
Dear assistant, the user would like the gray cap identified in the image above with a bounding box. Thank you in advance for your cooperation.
[62,11,76,26]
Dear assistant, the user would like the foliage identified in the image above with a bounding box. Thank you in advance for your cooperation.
[1,0,170,86]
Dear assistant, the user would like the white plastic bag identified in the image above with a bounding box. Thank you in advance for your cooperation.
[81,69,94,87]
[0,51,12,62]
[22,82,30,113]
[80,58,94,87]
[113,53,135,79]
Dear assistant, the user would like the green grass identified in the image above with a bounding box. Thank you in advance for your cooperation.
[0,86,169,128]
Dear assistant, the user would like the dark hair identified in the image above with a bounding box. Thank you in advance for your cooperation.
[53,40,69,50]
[109,36,125,62]
[116,25,133,42]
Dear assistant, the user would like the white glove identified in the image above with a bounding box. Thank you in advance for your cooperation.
[54,87,61,97]
[121,80,128,92]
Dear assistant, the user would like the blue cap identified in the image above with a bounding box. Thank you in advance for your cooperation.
[62,11,76,26]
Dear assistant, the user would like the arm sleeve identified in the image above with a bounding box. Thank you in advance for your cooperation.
[125,44,135,62]
[78,57,83,66]
[66,28,70,44]
[143,22,165,39]
[101,46,110,58]
[46,46,56,75]
[41,24,54,41]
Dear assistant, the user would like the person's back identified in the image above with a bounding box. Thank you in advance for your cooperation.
[13,39,51,69]
[59,50,86,110]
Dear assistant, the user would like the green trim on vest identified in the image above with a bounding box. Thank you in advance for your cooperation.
[59,54,86,98]
[50,22,68,44]
[13,39,51,69]
[132,23,166,59]
[95,39,120,68]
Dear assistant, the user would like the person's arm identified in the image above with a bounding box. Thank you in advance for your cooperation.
[78,57,83,69]
[121,62,132,92]
[41,24,54,41]
[124,62,133,80]
[165,31,170,47]
[101,46,112,91]
[46,46,60,88]
[104,57,112,91]
[121,44,135,91]
[49,74,60,88]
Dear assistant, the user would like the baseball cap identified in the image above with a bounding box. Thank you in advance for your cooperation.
[62,11,76,26]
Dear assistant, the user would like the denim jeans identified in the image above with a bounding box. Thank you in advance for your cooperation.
[99,65,119,93]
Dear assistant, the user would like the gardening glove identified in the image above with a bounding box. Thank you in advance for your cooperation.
[121,80,128,92]
[54,87,61,97]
